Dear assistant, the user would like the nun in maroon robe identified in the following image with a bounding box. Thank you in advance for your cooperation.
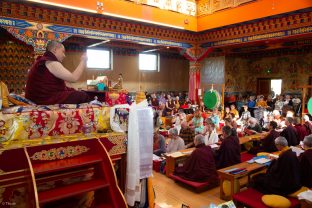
[250,137,301,196]
[280,117,299,146]
[294,117,308,142]
[174,135,219,184]
[299,136,312,188]
[215,126,241,169]
[260,121,279,153]
[25,44,90,105]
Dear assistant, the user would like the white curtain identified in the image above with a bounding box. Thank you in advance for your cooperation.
[125,100,153,206]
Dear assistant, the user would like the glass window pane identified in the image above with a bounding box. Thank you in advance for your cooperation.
[87,49,110,69]
[139,53,157,71]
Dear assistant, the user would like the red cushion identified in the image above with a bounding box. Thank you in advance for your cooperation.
[233,188,300,208]
[169,174,210,189]
[240,152,255,162]
[153,160,161,172]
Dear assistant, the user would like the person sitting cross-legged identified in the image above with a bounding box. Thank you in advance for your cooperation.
[25,40,91,104]
[179,122,195,148]
[246,117,262,134]
[280,117,299,146]
[259,121,280,153]
[190,109,204,134]
[167,128,185,153]
[214,126,241,169]
[293,117,308,142]
[249,136,301,195]
[203,122,219,145]
[153,129,166,156]
[174,134,219,184]
[299,135,312,188]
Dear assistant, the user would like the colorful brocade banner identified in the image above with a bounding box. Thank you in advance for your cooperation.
[0,17,192,49]
[201,25,312,48]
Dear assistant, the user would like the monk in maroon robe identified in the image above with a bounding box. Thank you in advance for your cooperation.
[303,115,312,135]
[250,137,301,195]
[25,41,90,105]
[300,135,312,188]
[260,121,279,153]
[174,135,219,184]
[294,117,308,141]
[215,125,241,169]
[280,117,299,146]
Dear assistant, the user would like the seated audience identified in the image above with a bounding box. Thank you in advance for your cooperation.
[280,117,299,146]
[165,95,175,116]
[299,135,312,188]
[256,95,268,108]
[260,121,279,153]
[272,110,283,128]
[153,109,162,129]
[167,128,185,153]
[174,96,181,114]
[224,118,238,137]
[247,95,256,109]
[239,104,251,127]
[153,130,166,156]
[173,110,186,134]
[274,95,284,113]
[266,95,274,110]
[203,122,219,145]
[246,117,262,134]
[174,134,219,183]
[25,41,91,104]
[181,97,192,109]
[199,101,205,113]
[159,93,166,105]
[293,117,308,141]
[250,137,301,195]
[151,93,159,108]
[209,108,220,128]
[179,122,195,148]
[223,106,231,120]
[284,94,293,106]
[230,104,239,120]
[190,109,204,134]
[261,111,272,131]
[303,115,312,135]
[214,126,241,169]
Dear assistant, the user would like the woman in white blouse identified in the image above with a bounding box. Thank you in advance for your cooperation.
[203,122,219,145]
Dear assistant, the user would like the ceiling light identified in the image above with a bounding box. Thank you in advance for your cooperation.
[142,49,158,53]
[26,0,97,13]
[88,40,110,48]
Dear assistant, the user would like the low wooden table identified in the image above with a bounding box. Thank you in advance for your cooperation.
[217,162,267,200]
[165,145,219,177]
[165,148,195,177]
[239,132,268,145]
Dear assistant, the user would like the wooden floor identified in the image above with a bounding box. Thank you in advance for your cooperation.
[153,171,225,208]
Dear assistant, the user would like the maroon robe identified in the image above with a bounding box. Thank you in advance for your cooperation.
[260,130,279,153]
[215,135,241,169]
[294,124,309,141]
[251,149,301,195]
[151,98,159,107]
[280,125,299,146]
[304,121,312,135]
[25,51,87,105]
[299,149,312,188]
[174,144,219,183]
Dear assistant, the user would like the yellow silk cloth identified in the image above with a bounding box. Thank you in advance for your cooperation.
[0,106,112,149]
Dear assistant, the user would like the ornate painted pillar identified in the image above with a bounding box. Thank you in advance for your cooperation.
[189,61,201,104]
[180,46,213,103]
